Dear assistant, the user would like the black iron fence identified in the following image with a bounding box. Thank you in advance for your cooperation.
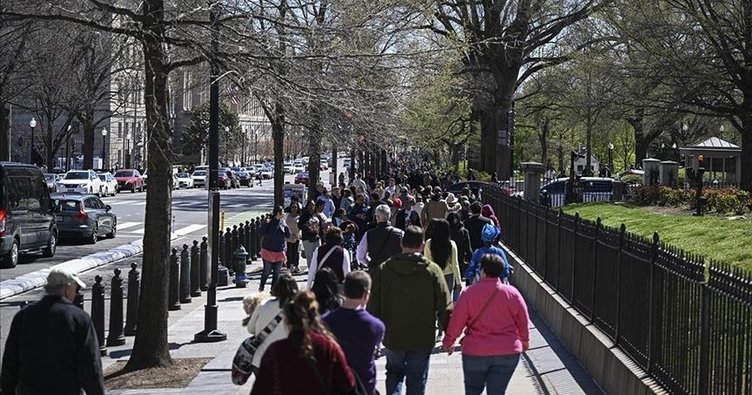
[485,186,752,395]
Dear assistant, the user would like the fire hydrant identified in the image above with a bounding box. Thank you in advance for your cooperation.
[233,245,250,287]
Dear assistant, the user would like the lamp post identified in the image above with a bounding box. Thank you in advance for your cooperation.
[65,125,73,171]
[252,126,258,164]
[224,126,230,165]
[101,129,108,170]
[29,118,37,165]
[693,154,706,216]
[607,142,614,177]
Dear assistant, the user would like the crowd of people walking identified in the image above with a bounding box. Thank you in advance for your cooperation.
[236,159,529,395]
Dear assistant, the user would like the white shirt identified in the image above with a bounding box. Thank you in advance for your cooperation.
[307,245,352,288]
[247,297,289,368]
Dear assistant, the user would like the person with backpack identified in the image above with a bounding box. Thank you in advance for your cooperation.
[299,200,327,274]
[356,204,404,273]
[465,224,513,285]
[307,227,352,288]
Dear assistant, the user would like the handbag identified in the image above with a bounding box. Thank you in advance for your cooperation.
[231,311,284,385]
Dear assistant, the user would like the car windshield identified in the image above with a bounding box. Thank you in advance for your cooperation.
[53,199,81,211]
[298,172,309,177]
[98,175,107,181]
[193,171,206,176]
[177,173,189,178]
[44,174,56,181]
[114,170,133,177]
[64,171,89,180]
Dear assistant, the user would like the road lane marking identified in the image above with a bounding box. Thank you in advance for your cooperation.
[109,200,140,205]
[174,224,207,236]
[117,222,141,230]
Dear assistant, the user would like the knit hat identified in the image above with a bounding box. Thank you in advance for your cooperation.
[481,223,501,243]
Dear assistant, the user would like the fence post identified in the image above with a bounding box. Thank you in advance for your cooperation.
[556,209,563,289]
[225,227,233,275]
[200,236,208,291]
[218,229,226,270]
[124,263,139,336]
[590,218,601,323]
[614,224,626,346]
[106,268,126,346]
[168,248,181,311]
[180,244,192,304]
[238,223,245,249]
[540,207,548,281]
[245,221,253,263]
[232,225,239,255]
[698,277,711,394]
[255,217,263,258]
[647,232,660,373]
[91,275,107,356]
[249,218,257,261]
[570,212,580,304]
[190,240,201,297]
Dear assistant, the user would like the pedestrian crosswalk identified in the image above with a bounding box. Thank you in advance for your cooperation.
[114,222,207,237]
[105,199,246,210]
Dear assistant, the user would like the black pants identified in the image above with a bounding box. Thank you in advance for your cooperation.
[286,241,300,269]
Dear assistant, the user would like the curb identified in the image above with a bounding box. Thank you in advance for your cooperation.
[0,233,176,301]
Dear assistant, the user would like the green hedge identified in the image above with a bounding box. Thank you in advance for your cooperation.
[633,185,751,215]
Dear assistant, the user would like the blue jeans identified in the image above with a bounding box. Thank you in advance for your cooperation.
[462,354,520,395]
[384,348,431,395]
[259,260,281,291]
[445,273,459,302]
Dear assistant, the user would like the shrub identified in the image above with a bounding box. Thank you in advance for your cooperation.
[620,174,642,185]
[634,185,660,206]
[658,186,689,207]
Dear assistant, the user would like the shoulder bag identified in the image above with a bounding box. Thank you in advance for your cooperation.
[231,310,284,385]
[316,245,338,273]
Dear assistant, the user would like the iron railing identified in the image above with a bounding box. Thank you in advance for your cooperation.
[485,186,752,395]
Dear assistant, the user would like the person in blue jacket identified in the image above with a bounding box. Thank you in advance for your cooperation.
[464,223,513,285]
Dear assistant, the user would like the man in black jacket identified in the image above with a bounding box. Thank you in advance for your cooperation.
[1,267,105,395]
[463,201,493,252]
[356,204,404,273]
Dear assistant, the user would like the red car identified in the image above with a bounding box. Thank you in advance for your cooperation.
[114,169,145,192]
[294,172,310,186]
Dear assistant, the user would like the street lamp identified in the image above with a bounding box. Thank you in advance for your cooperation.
[607,142,614,177]
[224,126,230,165]
[29,118,37,165]
[101,129,108,170]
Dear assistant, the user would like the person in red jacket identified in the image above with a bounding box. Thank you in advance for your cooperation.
[442,254,530,395]
[251,290,357,395]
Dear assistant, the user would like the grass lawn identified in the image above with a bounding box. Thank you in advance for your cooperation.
[562,203,752,272]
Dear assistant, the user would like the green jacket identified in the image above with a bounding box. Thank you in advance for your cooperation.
[367,252,452,351]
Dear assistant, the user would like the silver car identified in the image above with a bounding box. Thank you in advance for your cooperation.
[51,193,117,244]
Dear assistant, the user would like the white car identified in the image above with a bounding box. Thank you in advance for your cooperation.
[292,163,305,173]
[175,172,194,188]
[97,172,118,196]
[260,167,274,179]
[56,170,104,196]
[283,161,294,174]
[320,159,329,170]
[191,170,207,188]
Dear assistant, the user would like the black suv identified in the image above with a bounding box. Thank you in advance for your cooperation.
[0,162,58,268]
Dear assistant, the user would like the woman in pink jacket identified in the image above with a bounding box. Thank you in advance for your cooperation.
[442,254,530,395]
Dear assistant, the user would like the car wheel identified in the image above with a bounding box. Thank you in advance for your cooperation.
[42,231,56,257]
[106,221,117,239]
[88,224,98,244]
[1,239,19,268]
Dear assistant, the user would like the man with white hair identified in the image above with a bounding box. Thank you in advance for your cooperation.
[1,267,105,395]
[356,204,404,273]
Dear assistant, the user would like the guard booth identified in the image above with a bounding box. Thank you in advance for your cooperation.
[283,183,307,207]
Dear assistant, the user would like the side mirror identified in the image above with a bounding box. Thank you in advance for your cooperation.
[105,205,112,211]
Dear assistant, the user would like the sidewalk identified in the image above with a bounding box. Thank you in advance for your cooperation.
[103,257,602,395]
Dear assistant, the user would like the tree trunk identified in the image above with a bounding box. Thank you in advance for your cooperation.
[0,105,9,161]
[82,118,94,170]
[125,0,173,370]
[538,118,550,169]
[45,125,55,170]
[272,102,285,207]
[307,130,321,198]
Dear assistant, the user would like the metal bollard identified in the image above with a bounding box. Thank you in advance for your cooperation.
[106,268,126,346]
[190,240,201,297]
[200,236,208,291]
[224,227,234,275]
[255,216,263,259]
[249,218,257,261]
[238,223,245,249]
[91,275,108,355]
[168,248,181,311]
[124,263,140,336]
[232,225,239,254]
[244,221,253,263]
[180,244,192,303]
[218,230,226,272]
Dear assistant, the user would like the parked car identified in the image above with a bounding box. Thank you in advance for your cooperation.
[294,171,310,186]
[97,172,118,196]
[227,170,241,188]
[292,163,305,174]
[43,173,61,193]
[51,193,116,244]
[259,166,274,179]
[0,162,58,268]
[175,173,194,188]
[320,159,329,170]
[540,177,614,208]
[192,170,207,188]
[56,170,104,196]
[237,170,252,187]
[114,169,145,192]
[283,161,294,174]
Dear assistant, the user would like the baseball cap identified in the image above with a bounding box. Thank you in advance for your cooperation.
[46,267,86,289]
